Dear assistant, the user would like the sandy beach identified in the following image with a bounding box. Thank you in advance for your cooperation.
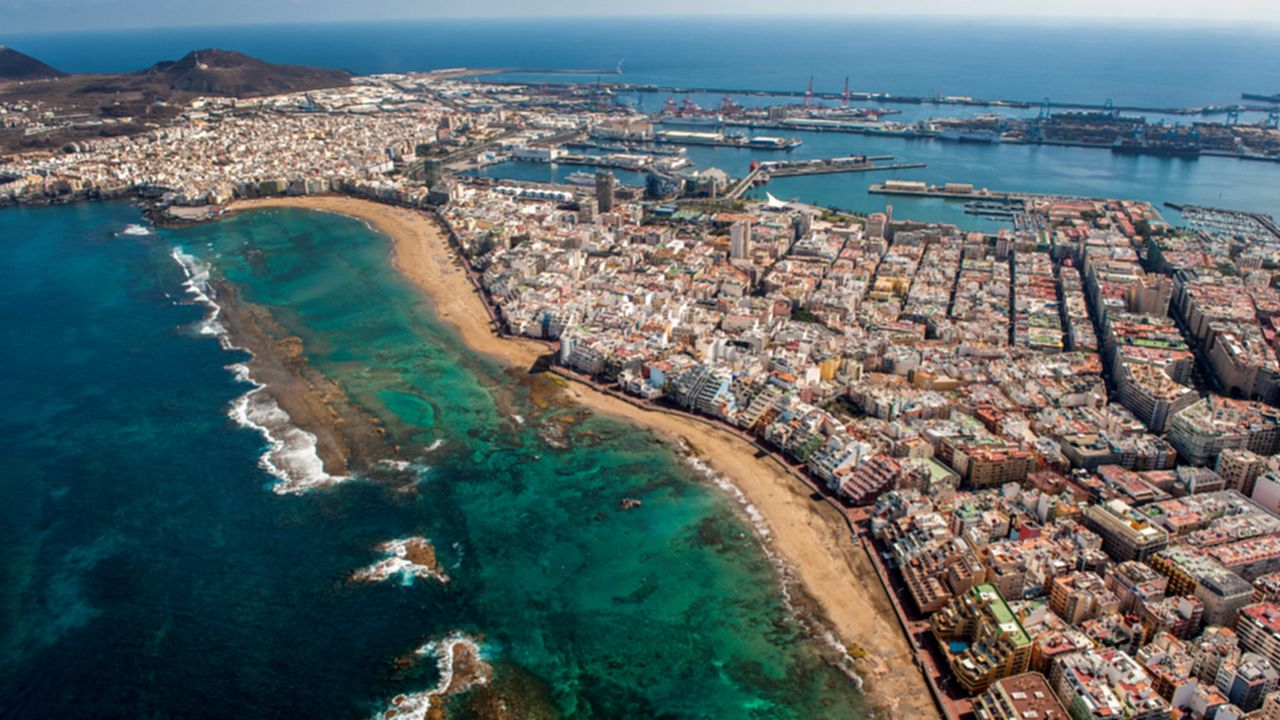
[228,195,938,718]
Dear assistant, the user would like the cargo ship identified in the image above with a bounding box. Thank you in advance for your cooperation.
[862,123,935,139]
[938,128,1000,143]
[1242,93,1280,104]
[660,115,724,128]
[1111,138,1201,158]
[655,129,801,150]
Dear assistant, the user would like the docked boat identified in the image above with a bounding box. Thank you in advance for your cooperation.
[661,115,724,128]
[746,136,803,150]
[565,172,597,186]
[1111,139,1201,158]
[939,128,1000,143]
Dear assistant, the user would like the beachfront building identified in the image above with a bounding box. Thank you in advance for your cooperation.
[931,583,1033,694]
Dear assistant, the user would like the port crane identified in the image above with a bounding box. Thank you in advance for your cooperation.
[662,97,703,117]
[841,77,850,109]
[1025,98,1053,143]
[718,94,743,116]
[1267,109,1280,130]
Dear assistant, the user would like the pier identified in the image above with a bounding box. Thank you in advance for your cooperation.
[764,159,926,177]
[724,156,926,199]
[725,165,768,200]
[477,77,1280,116]
[652,130,802,150]
[869,182,1017,201]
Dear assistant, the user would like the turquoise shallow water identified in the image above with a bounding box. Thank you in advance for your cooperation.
[0,202,865,719]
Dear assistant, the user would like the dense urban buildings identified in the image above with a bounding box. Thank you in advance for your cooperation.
[7,63,1280,720]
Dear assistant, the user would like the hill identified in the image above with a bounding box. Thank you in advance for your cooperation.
[0,46,66,81]
[137,49,351,97]
[0,48,351,152]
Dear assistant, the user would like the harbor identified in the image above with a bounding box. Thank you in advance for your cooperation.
[482,77,1280,116]
[653,129,804,150]
[759,155,926,177]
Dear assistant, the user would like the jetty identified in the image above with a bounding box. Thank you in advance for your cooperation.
[764,158,926,177]
[725,156,925,199]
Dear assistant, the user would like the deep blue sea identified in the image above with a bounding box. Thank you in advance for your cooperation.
[5,17,1280,108]
[0,201,865,719]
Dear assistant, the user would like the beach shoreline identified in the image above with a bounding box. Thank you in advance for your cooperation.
[226,195,938,718]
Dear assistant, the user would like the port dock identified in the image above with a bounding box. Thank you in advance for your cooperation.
[869,181,1017,200]
[652,130,802,150]
[764,158,926,177]
[868,180,1112,206]
[723,156,925,199]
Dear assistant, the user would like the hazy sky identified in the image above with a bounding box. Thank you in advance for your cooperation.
[3,0,1276,33]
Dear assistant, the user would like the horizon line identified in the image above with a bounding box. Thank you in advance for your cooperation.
[6,13,1280,37]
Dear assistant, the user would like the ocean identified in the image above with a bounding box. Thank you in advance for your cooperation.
[0,201,864,719]
[5,17,1280,108]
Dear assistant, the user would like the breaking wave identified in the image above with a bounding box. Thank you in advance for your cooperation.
[119,223,152,236]
[172,247,348,495]
[352,537,450,585]
[681,454,864,690]
[375,634,490,720]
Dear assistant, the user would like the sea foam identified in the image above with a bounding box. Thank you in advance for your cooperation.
[352,537,449,585]
[172,247,348,495]
[680,453,864,689]
[119,223,153,236]
[375,634,489,720]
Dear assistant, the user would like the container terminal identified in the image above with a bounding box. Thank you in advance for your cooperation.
[478,77,1280,163]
